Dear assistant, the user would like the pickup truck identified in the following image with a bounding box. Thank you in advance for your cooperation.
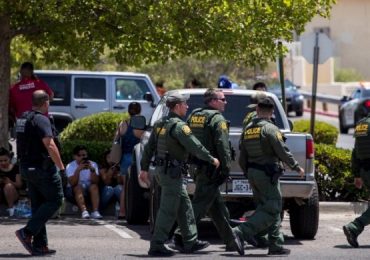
[35,70,160,132]
[125,88,318,239]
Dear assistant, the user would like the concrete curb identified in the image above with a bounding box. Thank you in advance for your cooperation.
[319,201,369,214]
[304,108,339,118]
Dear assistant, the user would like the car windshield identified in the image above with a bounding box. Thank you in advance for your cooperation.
[151,93,284,129]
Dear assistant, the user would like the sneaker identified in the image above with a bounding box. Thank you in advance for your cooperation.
[91,211,103,219]
[15,228,33,255]
[148,246,175,257]
[32,246,57,256]
[181,240,210,254]
[343,225,359,248]
[7,207,15,217]
[81,210,90,219]
[268,247,291,255]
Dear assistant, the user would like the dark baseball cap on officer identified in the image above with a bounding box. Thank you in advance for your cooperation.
[165,92,190,107]
[257,97,274,109]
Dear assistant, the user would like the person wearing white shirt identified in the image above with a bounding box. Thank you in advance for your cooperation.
[65,145,102,219]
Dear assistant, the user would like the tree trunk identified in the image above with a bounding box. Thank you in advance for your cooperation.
[0,15,11,149]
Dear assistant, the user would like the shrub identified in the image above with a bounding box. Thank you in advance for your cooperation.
[315,143,369,201]
[59,112,128,163]
[293,120,338,145]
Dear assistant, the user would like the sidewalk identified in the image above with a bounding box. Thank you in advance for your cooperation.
[320,201,369,214]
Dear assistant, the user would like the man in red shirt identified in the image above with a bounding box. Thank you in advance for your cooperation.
[9,62,54,119]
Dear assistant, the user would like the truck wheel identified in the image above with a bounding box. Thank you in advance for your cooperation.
[125,155,149,225]
[289,184,319,239]
[149,177,161,233]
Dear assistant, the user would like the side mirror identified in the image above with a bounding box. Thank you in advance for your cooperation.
[130,115,146,130]
[288,119,294,131]
[340,96,348,102]
[144,92,155,107]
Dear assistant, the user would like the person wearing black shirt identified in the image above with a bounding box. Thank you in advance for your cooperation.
[0,147,22,217]
[15,90,65,256]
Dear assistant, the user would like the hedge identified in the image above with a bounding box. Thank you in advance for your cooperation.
[59,112,129,163]
[293,120,338,145]
[315,143,369,201]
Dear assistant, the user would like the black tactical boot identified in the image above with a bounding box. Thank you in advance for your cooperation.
[268,247,291,255]
[343,225,359,248]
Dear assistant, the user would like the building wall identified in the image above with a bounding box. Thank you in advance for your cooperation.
[304,0,370,79]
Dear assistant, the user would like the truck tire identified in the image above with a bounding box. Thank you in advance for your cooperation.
[339,115,349,134]
[289,184,319,239]
[149,177,161,233]
[125,155,149,225]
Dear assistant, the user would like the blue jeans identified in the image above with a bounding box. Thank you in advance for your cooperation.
[120,153,132,176]
[20,164,63,248]
[100,185,123,210]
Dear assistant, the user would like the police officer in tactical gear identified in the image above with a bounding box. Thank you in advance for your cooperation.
[15,90,65,256]
[173,88,244,255]
[242,91,268,128]
[343,113,370,248]
[139,91,220,257]
[234,97,304,256]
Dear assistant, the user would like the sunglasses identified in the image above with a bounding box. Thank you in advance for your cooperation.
[215,98,226,102]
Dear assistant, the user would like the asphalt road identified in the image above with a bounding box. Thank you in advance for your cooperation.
[1,207,369,259]
[289,111,354,150]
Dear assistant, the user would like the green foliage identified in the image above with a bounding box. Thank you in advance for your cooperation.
[60,112,127,163]
[315,144,369,201]
[335,68,364,82]
[293,120,338,145]
[60,112,126,142]
[60,139,111,165]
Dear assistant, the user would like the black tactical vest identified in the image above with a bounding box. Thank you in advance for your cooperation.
[16,111,48,163]
[187,108,219,153]
[354,117,370,160]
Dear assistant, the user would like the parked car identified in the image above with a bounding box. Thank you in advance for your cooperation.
[35,70,160,132]
[126,88,319,239]
[268,80,304,116]
[339,86,370,134]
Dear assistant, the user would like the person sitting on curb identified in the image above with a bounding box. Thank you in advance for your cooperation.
[65,145,102,219]
[0,147,22,217]
[99,150,123,217]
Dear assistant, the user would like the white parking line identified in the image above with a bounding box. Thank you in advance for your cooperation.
[93,220,133,239]
[104,224,133,239]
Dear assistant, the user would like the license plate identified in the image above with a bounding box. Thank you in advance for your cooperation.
[232,179,253,194]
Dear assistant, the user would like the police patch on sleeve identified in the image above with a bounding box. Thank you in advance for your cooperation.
[182,125,192,135]
[276,132,283,141]
[219,121,228,131]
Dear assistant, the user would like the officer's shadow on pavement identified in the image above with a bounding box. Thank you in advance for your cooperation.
[124,251,211,258]
[334,244,370,249]
[0,253,32,258]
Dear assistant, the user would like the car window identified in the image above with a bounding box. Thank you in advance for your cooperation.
[151,93,284,129]
[37,74,70,106]
[74,78,106,99]
[362,89,370,98]
[351,89,361,99]
[115,78,150,100]
[186,94,284,128]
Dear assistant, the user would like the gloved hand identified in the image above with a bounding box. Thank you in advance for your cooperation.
[59,169,68,188]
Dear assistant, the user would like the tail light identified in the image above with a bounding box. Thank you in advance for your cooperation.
[364,100,370,108]
[306,138,314,159]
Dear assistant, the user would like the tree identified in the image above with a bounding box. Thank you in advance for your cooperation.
[0,0,336,147]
